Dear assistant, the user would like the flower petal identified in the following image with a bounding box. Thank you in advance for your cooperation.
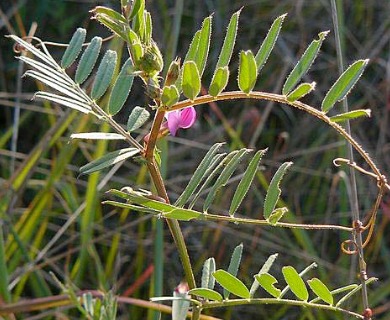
[167,110,181,136]
[179,107,197,129]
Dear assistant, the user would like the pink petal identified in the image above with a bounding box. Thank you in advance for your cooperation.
[166,110,181,136]
[178,107,196,129]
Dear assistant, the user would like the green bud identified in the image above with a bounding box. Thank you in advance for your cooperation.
[138,41,163,77]
[146,77,161,100]
[164,58,181,86]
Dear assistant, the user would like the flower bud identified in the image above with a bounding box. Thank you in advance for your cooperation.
[138,41,163,77]
[164,58,181,86]
[146,77,161,100]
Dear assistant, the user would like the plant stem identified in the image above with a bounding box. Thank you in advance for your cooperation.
[201,298,364,319]
[331,0,370,315]
[145,108,196,289]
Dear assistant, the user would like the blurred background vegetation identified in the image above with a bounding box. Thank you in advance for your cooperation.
[0,0,389,319]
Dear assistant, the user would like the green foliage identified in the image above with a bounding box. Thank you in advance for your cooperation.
[255,13,287,73]
[229,149,266,216]
[75,36,102,84]
[201,257,216,290]
[255,273,281,298]
[308,278,333,305]
[61,28,86,68]
[108,58,135,115]
[213,270,250,299]
[238,50,257,94]
[79,148,140,175]
[263,162,292,220]
[5,2,384,320]
[286,82,316,102]
[322,59,369,112]
[91,50,117,100]
[182,61,201,100]
[282,266,309,301]
[127,106,150,132]
[282,31,329,95]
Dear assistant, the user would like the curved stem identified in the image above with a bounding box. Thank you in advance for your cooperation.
[169,91,387,188]
[201,298,364,319]
[203,213,353,231]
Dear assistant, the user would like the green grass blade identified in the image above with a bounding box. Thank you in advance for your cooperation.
[229,149,266,216]
[282,31,329,95]
[321,59,368,113]
[61,28,86,68]
[75,36,102,84]
[263,162,292,219]
[255,13,287,73]
[0,228,10,302]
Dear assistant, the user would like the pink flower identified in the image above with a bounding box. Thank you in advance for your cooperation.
[165,107,196,136]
